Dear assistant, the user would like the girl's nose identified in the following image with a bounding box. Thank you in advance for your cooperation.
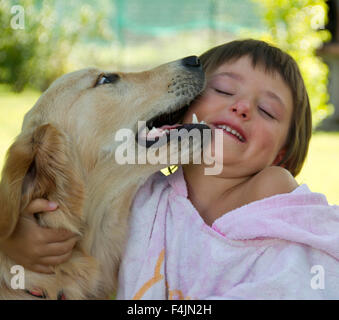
[231,101,251,120]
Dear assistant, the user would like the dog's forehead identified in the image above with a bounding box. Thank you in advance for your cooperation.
[23,69,101,121]
[58,68,101,87]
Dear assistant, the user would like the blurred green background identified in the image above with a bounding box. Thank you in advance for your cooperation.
[0,0,338,204]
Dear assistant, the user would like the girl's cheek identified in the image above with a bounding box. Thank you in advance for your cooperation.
[260,130,282,158]
[183,106,198,123]
[183,100,205,123]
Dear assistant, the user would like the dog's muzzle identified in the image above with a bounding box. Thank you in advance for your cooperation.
[136,55,209,148]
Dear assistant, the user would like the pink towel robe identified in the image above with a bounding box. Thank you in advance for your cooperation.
[117,167,339,299]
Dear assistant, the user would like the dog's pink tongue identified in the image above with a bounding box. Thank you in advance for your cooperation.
[139,124,182,140]
[141,124,181,139]
[158,124,181,130]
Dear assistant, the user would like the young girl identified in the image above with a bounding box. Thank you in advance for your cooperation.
[1,39,339,299]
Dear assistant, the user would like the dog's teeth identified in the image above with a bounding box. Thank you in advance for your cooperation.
[140,127,149,138]
[192,113,198,124]
[146,126,167,139]
[149,127,158,134]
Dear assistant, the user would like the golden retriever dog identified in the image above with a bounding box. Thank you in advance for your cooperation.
[0,56,208,299]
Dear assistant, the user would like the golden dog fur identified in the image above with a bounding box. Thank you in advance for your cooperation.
[0,58,205,299]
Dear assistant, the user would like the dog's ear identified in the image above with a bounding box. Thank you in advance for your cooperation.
[0,124,84,240]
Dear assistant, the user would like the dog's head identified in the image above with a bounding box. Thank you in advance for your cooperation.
[23,56,207,166]
[0,56,207,240]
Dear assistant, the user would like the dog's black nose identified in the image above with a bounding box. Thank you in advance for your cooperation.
[182,56,202,69]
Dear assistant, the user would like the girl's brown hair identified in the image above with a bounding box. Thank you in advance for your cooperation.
[199,39,312,177]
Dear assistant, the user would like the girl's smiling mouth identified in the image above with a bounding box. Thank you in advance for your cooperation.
[210,120,246,143]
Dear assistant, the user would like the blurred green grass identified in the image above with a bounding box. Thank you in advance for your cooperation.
[0,85,40,161]
[296,131,339,205]
[0,85,338,204]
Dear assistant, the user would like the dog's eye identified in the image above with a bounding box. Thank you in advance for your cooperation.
[95,73,119,86]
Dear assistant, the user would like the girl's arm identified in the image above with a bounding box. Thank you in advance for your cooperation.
[0,199,78,274]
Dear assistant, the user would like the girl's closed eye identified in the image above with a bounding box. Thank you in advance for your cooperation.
[209,76,236,96]
[259,106,275,119]
[214,88,234,96]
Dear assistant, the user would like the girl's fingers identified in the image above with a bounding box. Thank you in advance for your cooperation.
[39,250,74,267]
[16,198,77,270]
[23,199,58,216]
[43,228,78,244]
[31,264,55,275]
[42,236,78,257]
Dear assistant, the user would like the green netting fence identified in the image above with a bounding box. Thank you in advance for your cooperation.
[112,0,264,43]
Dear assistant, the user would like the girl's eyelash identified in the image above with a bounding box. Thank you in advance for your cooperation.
[214,88,233,96]
[259,107,274,119]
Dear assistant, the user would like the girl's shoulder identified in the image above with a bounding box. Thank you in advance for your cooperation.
[245,166,299,204]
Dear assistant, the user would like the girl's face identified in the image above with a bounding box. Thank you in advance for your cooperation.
[183,55,293,177]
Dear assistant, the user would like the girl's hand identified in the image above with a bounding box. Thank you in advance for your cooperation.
[0,199,78,274]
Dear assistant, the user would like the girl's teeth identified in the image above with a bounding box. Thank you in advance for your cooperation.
[216,125,244,141]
